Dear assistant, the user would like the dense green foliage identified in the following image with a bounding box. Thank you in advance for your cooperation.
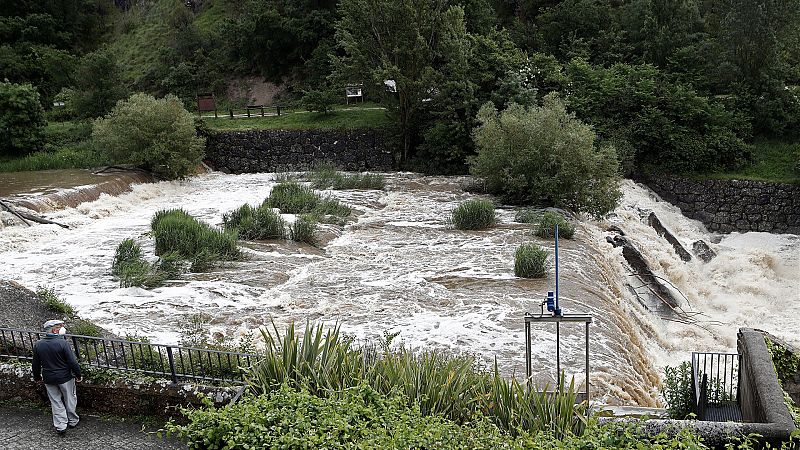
[92,93,205,179]
[451,199,496,230]
[0,81,45,156]
[471,96,621,216]
[662,362,693,419]
[247,321,586,436]
[5,0,799,194]
[151,209,240,263]
[515,244,549,278]
[766,338,800,385]
[535,212,575,240]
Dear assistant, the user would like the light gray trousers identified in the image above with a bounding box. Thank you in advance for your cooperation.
[45,378,79,431]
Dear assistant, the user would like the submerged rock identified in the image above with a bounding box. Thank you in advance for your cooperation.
[692,240,717,263]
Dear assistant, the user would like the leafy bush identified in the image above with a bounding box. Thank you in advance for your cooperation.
[72,320,102,337]
[302,89,339,114]
[470,95,621,217]
[451,199,496,230]
[290,217,318,245]
[515,244,549,278]
[766,338,800,384]
[535,212,575,239]
[36,287,75,317]
[222,203,287,240]
[167,384,537,449]
[92,93,205,179]
[151,209,240,263]
[308,162,386,190]
[246,321,587,437]
[662,362,693,419]
[0,81,45,157]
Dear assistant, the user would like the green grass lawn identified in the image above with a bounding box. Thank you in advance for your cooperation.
[203,106,391,131]
[703,140,800,184]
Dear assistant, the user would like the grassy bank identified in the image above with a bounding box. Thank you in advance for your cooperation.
[703,140,800,183]
[0,121,108,172]
[203,106,390,131]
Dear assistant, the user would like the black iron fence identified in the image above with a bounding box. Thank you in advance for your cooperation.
[692,351,741,421]
[0,327,258,384]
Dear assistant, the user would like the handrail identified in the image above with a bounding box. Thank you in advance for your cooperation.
[691,351,740,421]
[0,327,259,384]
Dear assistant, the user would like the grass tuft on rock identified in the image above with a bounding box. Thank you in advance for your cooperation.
[534,212,575,239]
[151,209,240,262]
[223,203,287,240]
[36,287,75,316]
[290,217,318,246]
[515,243,549,278]
[308,161,386,190]
[451,199,496,230]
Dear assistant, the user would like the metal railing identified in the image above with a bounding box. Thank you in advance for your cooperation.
[691,352,741,421]
[0,327,258,384]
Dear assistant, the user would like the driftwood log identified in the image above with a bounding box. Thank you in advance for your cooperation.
[0,199,70,229]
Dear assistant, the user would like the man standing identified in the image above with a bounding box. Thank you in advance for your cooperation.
[32,319,82,436]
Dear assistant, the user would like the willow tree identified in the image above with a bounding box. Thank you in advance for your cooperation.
[334,0,469,165]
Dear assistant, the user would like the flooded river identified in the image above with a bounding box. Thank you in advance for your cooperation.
[0,171,797,406]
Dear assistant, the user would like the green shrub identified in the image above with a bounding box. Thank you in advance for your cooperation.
[92,93,205,179]
[222,203,287,240]
[73,320,102,337]
[515,244,549,278]
[535,212,576,239]
[151,209,240,262]
[766,338,800,384]
[290,217,317,245]
[451,199,496,230]
[662,362,693,419]
[470,95,621,217]
[302,89,339,114]
[167,384,535,449]
[266,182,319,213]
[0,81,46,157]
[36,287,75,316]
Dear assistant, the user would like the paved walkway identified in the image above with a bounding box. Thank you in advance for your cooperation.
[0,404,186,449]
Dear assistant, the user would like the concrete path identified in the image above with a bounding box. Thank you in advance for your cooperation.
[0,404,186,449]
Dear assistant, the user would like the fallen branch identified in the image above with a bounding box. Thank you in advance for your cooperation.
[0,199,69,228]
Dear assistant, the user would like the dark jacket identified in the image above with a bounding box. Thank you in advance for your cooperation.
[32,335,81,385]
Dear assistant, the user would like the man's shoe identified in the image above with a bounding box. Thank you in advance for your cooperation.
[56,429,66,436]
[68,421,79,429]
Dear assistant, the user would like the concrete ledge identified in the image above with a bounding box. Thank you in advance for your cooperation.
[0,363,238,420]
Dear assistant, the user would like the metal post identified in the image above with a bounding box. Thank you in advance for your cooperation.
[555,223,559,313]
[585,321,590,403]
[277,105,281,116]
[166,346,178,383]
[556,321,560,390]
[229,109,233,119]
[214,108,218,118]
[71,336,80,361]
[525,320,531,384]
[247,108,251,118]
[260,106,264,117]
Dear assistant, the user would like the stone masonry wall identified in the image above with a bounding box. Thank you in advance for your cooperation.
[642,176,800,234]
[203,128,394,174]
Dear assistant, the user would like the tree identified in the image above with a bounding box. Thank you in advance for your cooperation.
[92,93,205,179]
[0,81,45,156]
[72,50,129,119]
[470,95,621,216]
[334,0,470,165]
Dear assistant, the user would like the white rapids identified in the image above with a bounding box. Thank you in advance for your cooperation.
[0,173,797,407]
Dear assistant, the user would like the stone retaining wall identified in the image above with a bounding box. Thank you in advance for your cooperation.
[203,128,395,173]
[641,176,800,234]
